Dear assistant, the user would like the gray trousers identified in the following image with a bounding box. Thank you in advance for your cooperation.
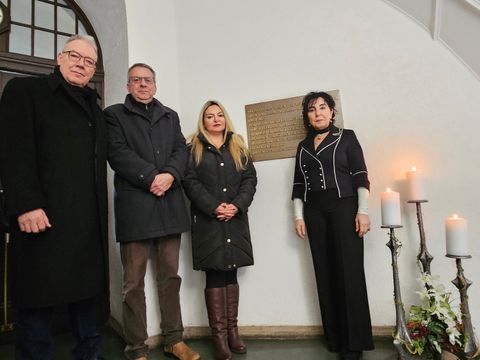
[120,234,184,359]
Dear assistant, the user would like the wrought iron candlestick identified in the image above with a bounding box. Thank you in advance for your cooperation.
[1,232,13,333]
[383,225,413,359]
[407,200,433,274]
[447,255,479,358]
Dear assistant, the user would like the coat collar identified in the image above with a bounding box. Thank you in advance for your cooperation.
[301,125,342,153]
[197,131,233,151]
[123,94,171,125]
[46,66,100,120]
[47,67,99,96]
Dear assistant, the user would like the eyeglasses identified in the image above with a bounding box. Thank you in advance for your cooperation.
[62,50,97,68]
[128,76,155,85]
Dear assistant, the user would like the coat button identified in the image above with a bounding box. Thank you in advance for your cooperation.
[138,174,145,180]
[227,238,231,243]
[223,188,227,192]
[303,164,306,167]
[220,162,224,166]
[305,170,308,173]
[308,187,311,190]
[228,265,232,269]
[155,150,160,154]
[233,264,237,268]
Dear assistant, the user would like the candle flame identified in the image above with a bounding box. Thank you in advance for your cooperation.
[453,214,458,219]
[386,188,391,192]
[411,166,417,171]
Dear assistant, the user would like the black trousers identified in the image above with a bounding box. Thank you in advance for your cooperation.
[304,190,374,352]
[15,297,100,360]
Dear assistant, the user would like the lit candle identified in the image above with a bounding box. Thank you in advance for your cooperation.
[381,188,401,226]
[445,214,468,257]
[406,166,427,201]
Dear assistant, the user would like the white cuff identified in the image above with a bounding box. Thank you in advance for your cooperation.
[357,187,369,215]
[293,198,304,220]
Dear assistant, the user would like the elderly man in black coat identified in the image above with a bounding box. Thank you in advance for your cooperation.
[0,35,108,360]
[105,63,199,360]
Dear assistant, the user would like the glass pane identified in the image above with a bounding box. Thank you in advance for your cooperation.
[35,1,54,30]
[11,0,32,25]
[57,34,70,53]
[0,0,6,6]
[34,30,54,59]
[9,25,31,55]
[78,21,87,35]
[57,7,75,33]
[58,0,67,5]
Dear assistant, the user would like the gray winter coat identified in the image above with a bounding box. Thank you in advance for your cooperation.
[183,133,257,271]
[105,95,189,242]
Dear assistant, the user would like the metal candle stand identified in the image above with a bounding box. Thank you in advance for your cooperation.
[383,225,414,360]
[446,255,479,358]
[407,200,433,275]
[1,232,13,333]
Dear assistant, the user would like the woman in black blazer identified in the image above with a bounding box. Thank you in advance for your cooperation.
[292,91,374,360]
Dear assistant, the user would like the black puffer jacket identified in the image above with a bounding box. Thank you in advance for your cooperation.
[183,133,257,271]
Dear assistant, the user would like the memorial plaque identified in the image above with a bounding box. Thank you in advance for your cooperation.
[245,90,343,162]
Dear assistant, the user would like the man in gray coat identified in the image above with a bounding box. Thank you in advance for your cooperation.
[105,63,199,360]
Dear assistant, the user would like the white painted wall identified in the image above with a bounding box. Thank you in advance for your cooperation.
[118,0,480,336]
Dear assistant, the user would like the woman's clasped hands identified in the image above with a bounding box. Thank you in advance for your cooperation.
[215,202,238,221]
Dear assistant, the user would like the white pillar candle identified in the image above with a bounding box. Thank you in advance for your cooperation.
[445,214,469,257]
[381,188,401,226]
[406,166,427,201]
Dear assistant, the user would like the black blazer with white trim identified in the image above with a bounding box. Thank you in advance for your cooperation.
[292,126,369,201]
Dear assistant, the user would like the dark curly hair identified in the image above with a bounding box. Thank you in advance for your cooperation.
[301,91,336,129]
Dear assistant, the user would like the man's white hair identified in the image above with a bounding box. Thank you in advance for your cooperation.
[62,34,98,56]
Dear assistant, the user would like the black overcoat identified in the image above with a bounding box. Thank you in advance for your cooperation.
[105,95,189,242]
[183,133,257,271]
[0,71,108,309]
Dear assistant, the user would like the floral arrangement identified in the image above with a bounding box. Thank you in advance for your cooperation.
[406,272,465,358]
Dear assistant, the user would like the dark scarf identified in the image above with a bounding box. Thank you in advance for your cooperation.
[308,122,333,136]
[129,95,155,121]
[53,66,95,119]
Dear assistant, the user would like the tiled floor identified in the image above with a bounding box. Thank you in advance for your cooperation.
[0,326,397,359]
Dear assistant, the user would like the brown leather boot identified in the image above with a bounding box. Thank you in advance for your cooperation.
[205,287,232,360]
[226,284,247,353]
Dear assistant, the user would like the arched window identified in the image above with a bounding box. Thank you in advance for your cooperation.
[0,0,103,95]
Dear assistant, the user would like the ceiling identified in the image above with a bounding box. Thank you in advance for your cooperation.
[383,0,480,80]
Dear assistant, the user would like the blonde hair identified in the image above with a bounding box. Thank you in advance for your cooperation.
[189,101,250,171]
